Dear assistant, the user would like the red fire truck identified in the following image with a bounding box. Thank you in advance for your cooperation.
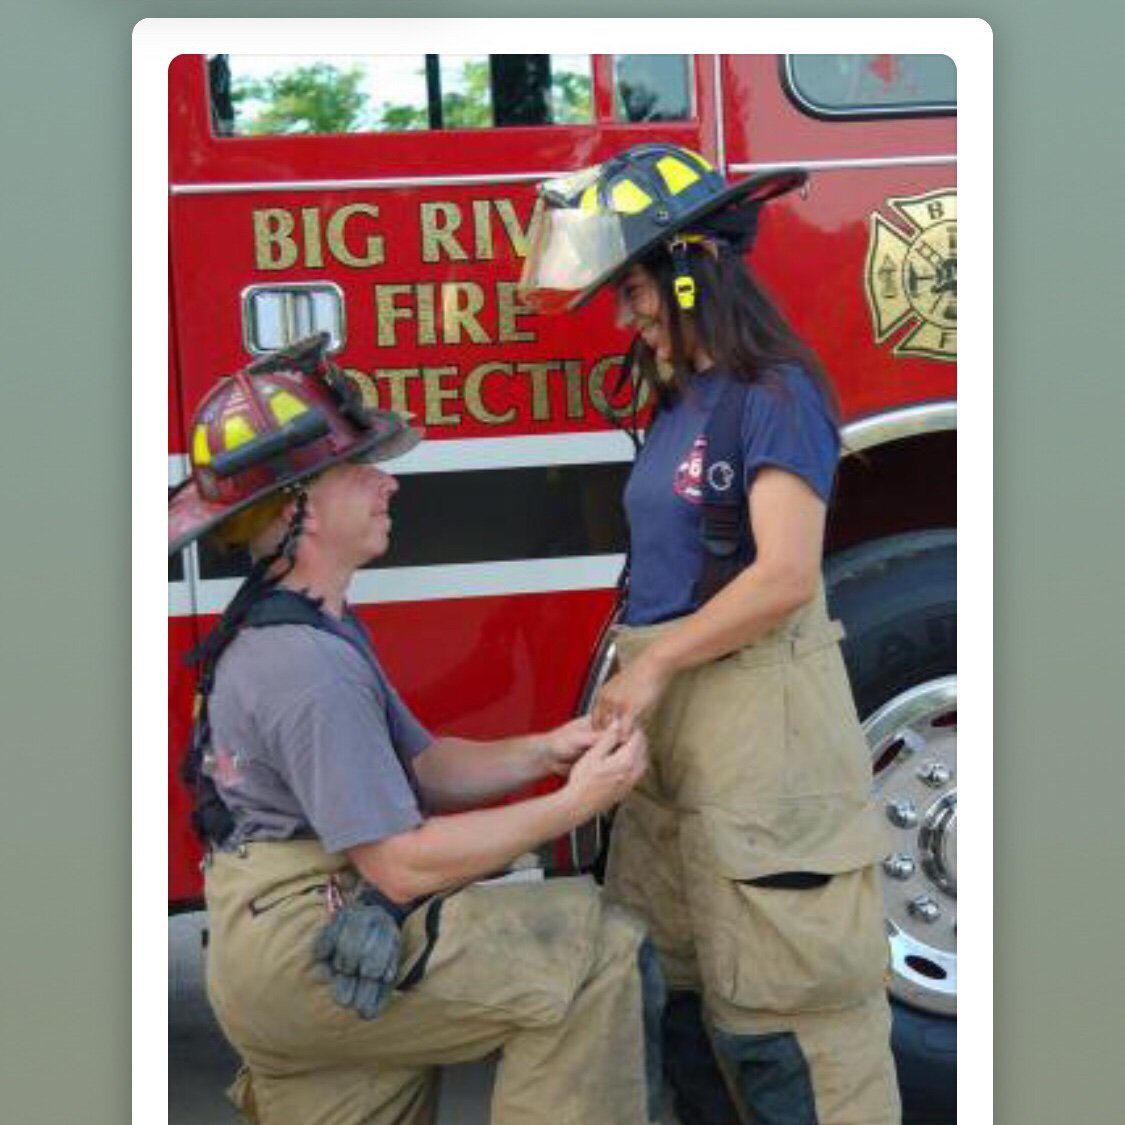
[169,52,956,1102]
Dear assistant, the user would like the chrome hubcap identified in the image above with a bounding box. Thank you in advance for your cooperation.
[865,676,957,1017]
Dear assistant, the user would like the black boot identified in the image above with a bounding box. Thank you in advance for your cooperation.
[662,991,743,1125]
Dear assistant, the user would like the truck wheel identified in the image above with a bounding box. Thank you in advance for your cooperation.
[825,531,957,1114]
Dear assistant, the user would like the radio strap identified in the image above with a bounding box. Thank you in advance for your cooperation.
[692,379,753,605]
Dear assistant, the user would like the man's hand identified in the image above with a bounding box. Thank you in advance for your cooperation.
[563,722,648,817]
[538,715,600,777]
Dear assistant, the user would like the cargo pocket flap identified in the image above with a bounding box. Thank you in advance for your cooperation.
[699,797,891,880]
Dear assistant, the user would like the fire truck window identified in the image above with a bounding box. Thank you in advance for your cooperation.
[785,55,956,116]
[439,55,592,127]
[242,285,345,355]
[209,54,592,136]
[613,56,692,122]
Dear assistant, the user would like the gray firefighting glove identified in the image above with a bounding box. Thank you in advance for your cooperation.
[313,885,403,1020]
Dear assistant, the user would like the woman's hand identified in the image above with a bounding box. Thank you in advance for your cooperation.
[538,715,599,777]
[591,650,676,735]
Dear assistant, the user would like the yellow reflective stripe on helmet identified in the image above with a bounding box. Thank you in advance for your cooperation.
[580,184,601,213]
[656,155,701,195]
[684,148,713,172]
[611,179,653,215]
[222,414,257,452]
[192,425,212,467]
[268,390,309,425]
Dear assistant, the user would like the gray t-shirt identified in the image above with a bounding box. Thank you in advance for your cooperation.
[207,621,431,853]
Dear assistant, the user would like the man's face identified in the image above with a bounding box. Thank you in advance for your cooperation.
[306,460,400,568]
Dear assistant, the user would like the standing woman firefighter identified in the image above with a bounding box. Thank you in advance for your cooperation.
[521,144,901,1125]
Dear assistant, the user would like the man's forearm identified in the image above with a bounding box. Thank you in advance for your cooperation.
[348,786,580,902]
[412,735,549,811]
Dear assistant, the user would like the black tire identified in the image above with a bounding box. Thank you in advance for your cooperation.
[825,530,957,1119]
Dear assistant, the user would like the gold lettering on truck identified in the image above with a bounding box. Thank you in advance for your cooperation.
[563,360,586,420]
[517,361,556,422]
[414,284,437,345]
[493,198,535,258]
[464,362,517,425]
[472,199,495,261]
[496,282,537,344]
[375,369,420,416]
[441,283,489,344]
[300,209,324,269]
[253,209,299,270]
[422,367,461,426]
[343,354,646,428]
[326,203,384,268]
[375,285,415,348]
[421,202,468,263]
[589,356,650,418]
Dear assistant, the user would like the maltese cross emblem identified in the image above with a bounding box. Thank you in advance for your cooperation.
[865,189,957,362]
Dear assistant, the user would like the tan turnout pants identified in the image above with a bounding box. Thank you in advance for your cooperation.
[205,840,652,1125]
[604,587,902,1124]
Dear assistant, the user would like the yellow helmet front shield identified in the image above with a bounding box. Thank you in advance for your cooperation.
[518,202,630,315]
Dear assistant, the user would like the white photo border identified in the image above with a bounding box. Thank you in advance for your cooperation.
[137,17,991,1121]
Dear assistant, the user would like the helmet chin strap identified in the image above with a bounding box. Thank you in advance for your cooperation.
[273,487,309,570]
[186,488,309,671]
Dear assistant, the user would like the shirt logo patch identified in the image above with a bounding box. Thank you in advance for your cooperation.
[707,460,736,493]
[208,743,244,787]
[673,436,706,504]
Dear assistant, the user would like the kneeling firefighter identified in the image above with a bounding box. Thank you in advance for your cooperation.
[169,335,665,1125]
[520,145,902,1124]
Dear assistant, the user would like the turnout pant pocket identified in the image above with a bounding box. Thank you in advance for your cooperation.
[680,815,889,1015]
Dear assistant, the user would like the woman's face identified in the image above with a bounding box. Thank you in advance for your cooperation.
[615,264,672,361]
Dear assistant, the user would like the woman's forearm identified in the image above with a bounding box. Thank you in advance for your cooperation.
[646,557,817,676]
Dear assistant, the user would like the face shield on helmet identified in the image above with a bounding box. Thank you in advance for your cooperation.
[519,166,632,315]
[519,206,630,315]
[517,143,808,315]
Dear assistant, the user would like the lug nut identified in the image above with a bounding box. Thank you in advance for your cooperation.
[908,895,941,923]
[918,762,952,787]
[883,854,916,880]
[886,799,918,828]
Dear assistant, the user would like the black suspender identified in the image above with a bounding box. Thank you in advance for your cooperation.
[243,590,426,809]
[184,587,425,846]
[692,379,753,606]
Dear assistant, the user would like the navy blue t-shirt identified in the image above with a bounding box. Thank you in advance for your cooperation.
[622,365,839,626]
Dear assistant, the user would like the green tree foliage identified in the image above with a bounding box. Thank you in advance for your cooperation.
[232,63,371,135]
[230,56,593,135]
[551,70,593,124]
[378,103,427,132]
[441,59,493,128]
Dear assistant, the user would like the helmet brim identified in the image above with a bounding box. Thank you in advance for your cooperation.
[169,419,423,556]
[565,166,807,311]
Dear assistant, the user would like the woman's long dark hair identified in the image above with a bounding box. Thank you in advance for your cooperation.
[629,237,840,424]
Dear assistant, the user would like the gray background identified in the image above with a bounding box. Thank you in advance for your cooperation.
[3,2,1120,1122]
